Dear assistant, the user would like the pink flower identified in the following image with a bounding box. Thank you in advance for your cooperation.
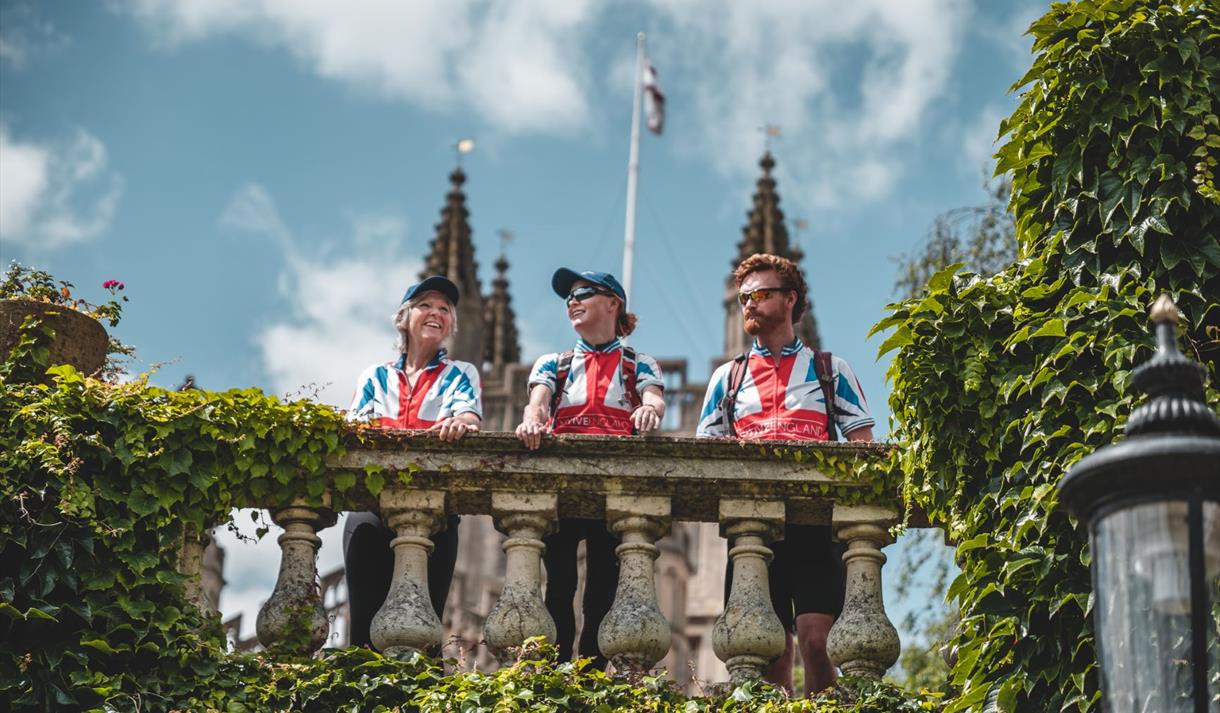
[102,279,125,290]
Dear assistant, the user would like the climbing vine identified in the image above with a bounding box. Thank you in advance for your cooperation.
[878,2,1220,712]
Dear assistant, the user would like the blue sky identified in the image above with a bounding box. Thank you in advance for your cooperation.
[1,0,1045,646]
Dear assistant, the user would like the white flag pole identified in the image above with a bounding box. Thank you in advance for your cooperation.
[621,32,645,312]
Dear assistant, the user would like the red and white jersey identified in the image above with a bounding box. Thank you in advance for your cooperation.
[348,349,481,429]
[696,339,873,441]
[528,337,664,435]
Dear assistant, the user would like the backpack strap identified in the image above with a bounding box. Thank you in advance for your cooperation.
[548,351,575,428]
[814,350,839,441]
[621,346,643,412]
[721,353,750,438]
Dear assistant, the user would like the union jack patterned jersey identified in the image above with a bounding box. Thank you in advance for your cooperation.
[348,349,482,428]
[528,338,664,435]
[696,339,873,441]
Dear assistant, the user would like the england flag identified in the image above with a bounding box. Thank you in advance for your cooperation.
[644,63,665,135]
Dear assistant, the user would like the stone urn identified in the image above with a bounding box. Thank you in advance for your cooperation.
[0,298,108,378]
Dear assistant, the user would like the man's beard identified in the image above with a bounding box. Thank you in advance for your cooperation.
[744,310,785,335]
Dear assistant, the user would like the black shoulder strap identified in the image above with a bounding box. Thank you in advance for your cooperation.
[721,353,749,438]
[621,346,642,411]
[549,351,574,427]
[814,350,838,441]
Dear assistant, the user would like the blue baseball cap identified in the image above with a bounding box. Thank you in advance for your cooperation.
[401,275,460,306]
[551,268,627,305]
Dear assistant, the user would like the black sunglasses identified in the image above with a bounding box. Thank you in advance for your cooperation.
[566,286,614,305]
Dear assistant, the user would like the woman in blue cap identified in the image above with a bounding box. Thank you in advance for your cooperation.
[515,267,666,668]
[344,275,482,649]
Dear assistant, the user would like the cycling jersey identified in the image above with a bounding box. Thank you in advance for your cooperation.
[696,339,872,440]
[348,349,481,428]
[528,338,663,435]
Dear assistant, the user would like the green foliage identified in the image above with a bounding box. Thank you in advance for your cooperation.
[181,640,940,712]
[767,443,904,505]
[2,262,129,329]
[0,310,932,710]
[878,2,1220,711]
[2,261,136,378]
[1,322,350,710]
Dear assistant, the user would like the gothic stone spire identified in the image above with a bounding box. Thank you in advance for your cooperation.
[423,166,485,363]
[734,151,804,264]
[483,253,521,373]
[723,151,822,358]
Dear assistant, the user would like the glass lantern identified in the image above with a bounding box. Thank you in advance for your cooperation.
[1059,295,1220,713]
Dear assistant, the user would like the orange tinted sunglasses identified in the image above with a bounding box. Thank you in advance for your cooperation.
[737,288,789,306]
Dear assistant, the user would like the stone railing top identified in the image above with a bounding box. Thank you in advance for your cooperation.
[303,431,901,527]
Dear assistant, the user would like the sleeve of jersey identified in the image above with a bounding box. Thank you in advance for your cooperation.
[445,362,483,418]
[695,362,734,438]
[347,364,384,423]
[633,353,665,394]
[527,353,559,392]
[831,356,875,435]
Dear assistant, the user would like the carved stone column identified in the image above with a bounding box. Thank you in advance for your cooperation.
[256,501,337,653]
[712,499,786,683]
[598,495,672,671]
[177,525,213,615]
[370,489,448,656]
[827,507,901,678]
[483,492,558,662]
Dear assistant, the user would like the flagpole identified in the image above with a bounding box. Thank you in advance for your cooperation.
[621,32,645,311]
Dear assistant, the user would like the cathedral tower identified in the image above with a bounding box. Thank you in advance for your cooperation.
[483,252,521,375]
[423,166,486,364]
[722,151,822,359]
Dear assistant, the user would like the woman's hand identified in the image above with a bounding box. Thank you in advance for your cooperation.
[430,415,480,442]
[515,385,552,450]
[631,403,662,434]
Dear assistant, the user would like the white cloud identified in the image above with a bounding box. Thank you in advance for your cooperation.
[0,125,123,249]
[218,183,421,408]
[118,0,597,134]
[119,0,972,208]
[647,0,971,207]
[218,182,292,251]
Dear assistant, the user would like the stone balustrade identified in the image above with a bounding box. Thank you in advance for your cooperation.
[190,431,905,682]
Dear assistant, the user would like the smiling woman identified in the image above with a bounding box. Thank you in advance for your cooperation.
[342,274,483,653]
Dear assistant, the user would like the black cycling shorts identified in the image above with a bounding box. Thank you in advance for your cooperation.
[724,524,846,633]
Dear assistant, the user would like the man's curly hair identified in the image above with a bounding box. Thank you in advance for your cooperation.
[732,253,808,324]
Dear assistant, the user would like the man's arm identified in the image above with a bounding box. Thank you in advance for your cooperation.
[695,363,733,438]
[515,384,552,450]
[843,425,873,442]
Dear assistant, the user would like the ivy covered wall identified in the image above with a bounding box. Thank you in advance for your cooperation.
[879,1,1219,711]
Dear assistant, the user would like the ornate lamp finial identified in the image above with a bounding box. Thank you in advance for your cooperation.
[1125,294,1219,437]
[1150,293,1179,325]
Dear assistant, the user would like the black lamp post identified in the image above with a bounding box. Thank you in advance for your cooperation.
[1059,295,1220,713]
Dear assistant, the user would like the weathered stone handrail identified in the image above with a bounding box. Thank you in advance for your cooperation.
[205,431,904,681]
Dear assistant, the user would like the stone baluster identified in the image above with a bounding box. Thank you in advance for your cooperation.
[370,489,448,656]
[712,499,786,683]
[177,524,213,615]
[483,492,558,662]
[256,500,337,653]
[598,495,672,672]
[827,505,901,678]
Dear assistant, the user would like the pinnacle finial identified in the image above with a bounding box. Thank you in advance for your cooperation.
[1150,294,1179,325]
